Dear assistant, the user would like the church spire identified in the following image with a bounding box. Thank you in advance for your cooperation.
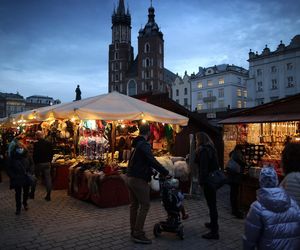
[117,0,125,15]
[112,0,131,26]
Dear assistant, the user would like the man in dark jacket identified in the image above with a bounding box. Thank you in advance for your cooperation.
[127,124,169,244]
[33,131,53,201]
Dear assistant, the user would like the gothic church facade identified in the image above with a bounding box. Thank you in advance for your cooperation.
[108,0,176,96]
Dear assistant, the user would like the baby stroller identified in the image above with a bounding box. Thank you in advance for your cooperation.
[153,175,184,240]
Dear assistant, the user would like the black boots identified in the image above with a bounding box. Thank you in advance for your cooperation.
[202,231,220,240]
[45,192,51,201]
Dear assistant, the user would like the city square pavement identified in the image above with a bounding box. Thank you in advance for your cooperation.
[0,173,245,250]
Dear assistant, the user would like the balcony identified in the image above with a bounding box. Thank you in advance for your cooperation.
[203,96,217,102]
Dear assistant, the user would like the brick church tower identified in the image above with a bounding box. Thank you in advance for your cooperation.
[108,0,133,94]
[108,0,174,96]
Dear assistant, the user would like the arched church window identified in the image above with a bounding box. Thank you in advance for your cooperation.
[128,80,137,96]
[146,58,150,67]
[145,43,150,53]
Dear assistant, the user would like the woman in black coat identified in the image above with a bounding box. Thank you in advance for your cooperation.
[7,144,34,215]
[227,144,246,219]
[195,132,220,240]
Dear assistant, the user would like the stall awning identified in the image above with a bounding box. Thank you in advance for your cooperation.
[4,92,189,126]
[219,113,300,124]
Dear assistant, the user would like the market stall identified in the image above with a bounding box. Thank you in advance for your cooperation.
[3,92,190,207]
[219,94,300,209]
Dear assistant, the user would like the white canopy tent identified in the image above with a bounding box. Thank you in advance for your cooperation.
[8,92,188,126]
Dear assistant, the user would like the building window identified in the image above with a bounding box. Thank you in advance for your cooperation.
[128,80,137,96]
[271,66,277,73]
[257,81,263,92]
[115,52,119,60]
[176,89,179,96]
[271,79,278,89]
[197,103,203,110]
[207,90,213,97]
[243,90,247,98]
[218,100,224,108]
[197,82,203,88]
[255,98,264,105]
[218,88,224,98]
[237,89,242,97]
[176,99,179,103]
[184,88,187,95]
[115,43,119,50]
[145,43,150,53]
[218,78,224,85]
[115,73,119,82]
[145,58,151,67]
[145,70,150,79]
[287,76,294,88]
[207,102,213,110]
[184,98,188,106]
[257,69,262,76]
[207,80,213,86]
[287,63,293,70]
[237,100,242,108]
[243,101,247,108]
[197,92,202,100]
[237,77,241,85]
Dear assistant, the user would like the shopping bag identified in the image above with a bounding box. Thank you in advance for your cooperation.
[226,159,241,173]
[150,176,160,191]
[207,169,227,190]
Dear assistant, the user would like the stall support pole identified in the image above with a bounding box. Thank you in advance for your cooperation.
[111,121,116,162]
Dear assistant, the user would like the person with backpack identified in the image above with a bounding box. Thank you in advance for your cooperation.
[126,124,169,244]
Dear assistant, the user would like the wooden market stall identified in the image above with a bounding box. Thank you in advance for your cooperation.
[3,92,189,207]
[219,93,300,209]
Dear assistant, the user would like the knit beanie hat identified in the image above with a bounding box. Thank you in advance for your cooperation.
[259,166,278,188]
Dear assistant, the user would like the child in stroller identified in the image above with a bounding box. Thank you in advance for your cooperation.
[153,176,188,239]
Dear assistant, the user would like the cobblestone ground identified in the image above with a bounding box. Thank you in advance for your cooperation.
[0,174,244,250]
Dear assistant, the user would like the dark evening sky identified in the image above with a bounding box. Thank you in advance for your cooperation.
[0,0,299,102]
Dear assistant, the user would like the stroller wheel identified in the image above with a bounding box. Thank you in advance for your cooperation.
[177,225,184,240]
[153,223,162,237]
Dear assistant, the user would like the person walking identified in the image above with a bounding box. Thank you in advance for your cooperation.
[6,144,34,215]
[33,131,53,201]
[127,124,169,244]
[280,142,300,206]
[243,166,300,249]
[194,132,220,240]
[226,144,246,219]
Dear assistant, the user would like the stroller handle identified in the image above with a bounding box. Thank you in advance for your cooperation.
[153,172,172,180]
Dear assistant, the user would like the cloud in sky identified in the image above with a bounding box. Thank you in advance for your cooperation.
[0,0,299,102]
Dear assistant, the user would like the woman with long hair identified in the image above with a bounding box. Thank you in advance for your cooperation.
[194,132,220,240]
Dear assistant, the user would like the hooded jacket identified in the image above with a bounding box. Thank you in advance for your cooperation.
[127,136,169,182]
[281,172,300,207]
[243,187,300,250]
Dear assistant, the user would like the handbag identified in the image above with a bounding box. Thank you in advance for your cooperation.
[226,159,241,173]
[25,173,37,186]
[207,169,226,190]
